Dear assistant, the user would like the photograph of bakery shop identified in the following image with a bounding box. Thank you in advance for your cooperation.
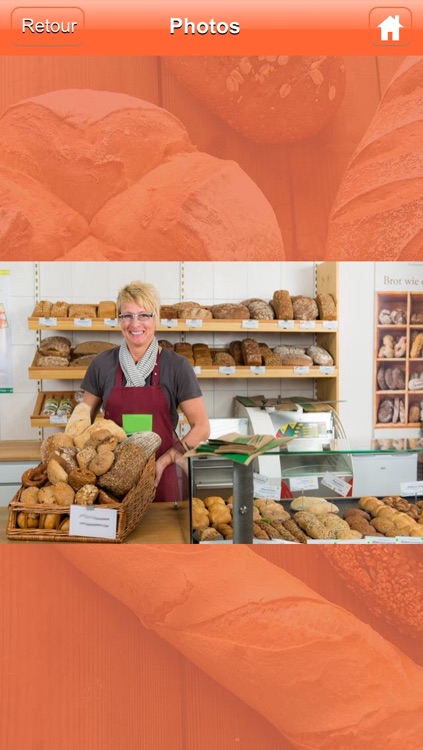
[0,55,419,263]
[1,259,423,543]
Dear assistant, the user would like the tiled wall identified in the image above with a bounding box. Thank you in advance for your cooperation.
[0,261,318,440]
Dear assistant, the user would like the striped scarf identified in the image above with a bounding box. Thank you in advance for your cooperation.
[118,337,159,387]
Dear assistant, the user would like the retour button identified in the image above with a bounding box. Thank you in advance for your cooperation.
[11,6,84,46]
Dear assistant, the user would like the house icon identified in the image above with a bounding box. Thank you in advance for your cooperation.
[378,14,403,41]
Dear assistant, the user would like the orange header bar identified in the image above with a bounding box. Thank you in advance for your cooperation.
[0,0,422,55]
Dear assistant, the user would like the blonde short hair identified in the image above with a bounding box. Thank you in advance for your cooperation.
[117,281,161,317]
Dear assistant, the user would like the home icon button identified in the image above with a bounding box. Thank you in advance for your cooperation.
[369,6,412,46]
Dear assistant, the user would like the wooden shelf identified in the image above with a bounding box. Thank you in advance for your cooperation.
[28,317,339,334]
[374,291,423,428]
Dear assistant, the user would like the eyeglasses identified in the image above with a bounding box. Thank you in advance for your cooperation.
[118,313,155,323]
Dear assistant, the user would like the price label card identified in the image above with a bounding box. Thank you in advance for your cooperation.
[331,539,370,545]
[218,366,236,375]
[69,506,117,540]
[39,317,58,327]
[323,320,339,330]
[321,473,351,497]
[160,318,178,328]
[250,366,266,375]
[253,473,281,500]
[293,366,310,375]
[242,319,259,329]
[193,366,202,375]
[278,320,294,329]
[300,321,316,330]
[289,476,319,492]
[49,415,68,425]
[400,481,423,497]
[186,319,203,328]
[74,318,93,328]
[104,318,118,327]
[319,366,336,375]
[397,537,423,544]
[306,539,336,545]
[365,536,397,544]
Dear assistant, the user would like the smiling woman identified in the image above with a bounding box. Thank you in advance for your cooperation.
[79,281,210,502]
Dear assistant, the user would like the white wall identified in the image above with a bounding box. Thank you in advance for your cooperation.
[0,261,317,440]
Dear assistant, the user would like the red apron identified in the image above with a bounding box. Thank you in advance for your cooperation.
[105,353,182,503]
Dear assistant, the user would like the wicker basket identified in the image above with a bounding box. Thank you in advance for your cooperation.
[7,455,156,543]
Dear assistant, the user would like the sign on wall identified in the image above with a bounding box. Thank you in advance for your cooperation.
[0,270,13,393]
[375,262,423,291]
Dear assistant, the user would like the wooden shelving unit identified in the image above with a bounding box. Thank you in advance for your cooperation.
[374,291,423,428]
[27,261,339,428]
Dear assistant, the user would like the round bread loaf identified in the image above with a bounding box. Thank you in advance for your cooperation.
[0,90,284,261]
[292,296,318,320]
[306,346,333,366]
[39,335,71,357]
[166,56,346,143]
[326,58,423,260]
[247,301,275,319]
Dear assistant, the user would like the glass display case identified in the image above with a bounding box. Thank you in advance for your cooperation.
[188,439,423,544]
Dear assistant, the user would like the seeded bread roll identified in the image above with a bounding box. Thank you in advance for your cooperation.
[98,301,116,318]
[241,338,262,366]
[282,518,309,543]
[271,290,293,319]
[74,484,99,505]
[211,304,250,320]
[294,511,335,540]
[166,56,346,144]
[39,335,71,357]
[292,296,319,320]
[315,293,337,320]
[50,301,69,317]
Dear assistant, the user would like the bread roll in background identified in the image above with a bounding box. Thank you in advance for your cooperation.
[326,57,423,260]
[0,89,284,260]
[166,56,346,143]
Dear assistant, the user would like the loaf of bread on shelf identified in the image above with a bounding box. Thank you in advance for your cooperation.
[98,301,117,318]
[73,341,116,356]
[32,300,52,317]
[315,293,337,320]
[166,56,346,144]
[306,346,333,366]
[271,290,293,319]
[247,300,275,320]
[36,354,70,367]
[68,304,97,318]
[211,304,250,319]
[213,352,236,367]
[39,335,71,357]
[50,301,69,317]
[292,296,319,320]
[241,338,262,366]
[160,305,179,319]
[229,341,244,365]
[280,354,313,367]
[0,90,284,261]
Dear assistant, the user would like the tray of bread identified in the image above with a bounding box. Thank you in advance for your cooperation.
[192,493,423,543]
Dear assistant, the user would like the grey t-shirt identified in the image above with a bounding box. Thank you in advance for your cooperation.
[80,347,202,429]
